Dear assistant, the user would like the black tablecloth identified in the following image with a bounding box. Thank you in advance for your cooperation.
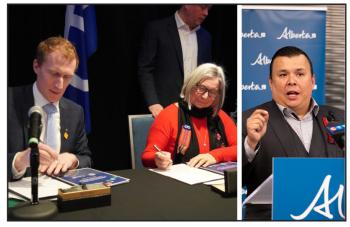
[10,168,236,221]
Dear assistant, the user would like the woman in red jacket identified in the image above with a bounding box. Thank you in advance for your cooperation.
[142,63,237,169]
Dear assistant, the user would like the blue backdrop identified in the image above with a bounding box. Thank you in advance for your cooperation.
[242,7,326,110]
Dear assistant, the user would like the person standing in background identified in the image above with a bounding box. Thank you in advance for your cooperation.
[138,5,212,118]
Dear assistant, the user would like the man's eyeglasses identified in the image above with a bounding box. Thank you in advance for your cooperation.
[194,85,219,98]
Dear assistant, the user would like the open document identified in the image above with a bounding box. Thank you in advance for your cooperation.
[149,163,224,185]
[243,174,272,205]
[9,175,71,201]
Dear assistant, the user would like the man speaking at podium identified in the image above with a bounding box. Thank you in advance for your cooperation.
[242,46,344,196]
[8,37,92,181]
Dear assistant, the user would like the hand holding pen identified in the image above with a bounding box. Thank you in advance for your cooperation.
[154,144,173,170]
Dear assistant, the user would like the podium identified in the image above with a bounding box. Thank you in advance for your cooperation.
[243,158,345,220]
[273,158,345,220]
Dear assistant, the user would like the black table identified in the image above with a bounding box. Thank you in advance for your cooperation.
[10,168,236,221]
[243,204,271,220]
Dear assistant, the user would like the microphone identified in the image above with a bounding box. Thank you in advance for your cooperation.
[10,106,58,220]
[28,106,43,205]
[325,111,345,151]
[28,106,43,147]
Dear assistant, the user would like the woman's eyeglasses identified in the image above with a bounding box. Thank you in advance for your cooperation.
[194,85,219,98]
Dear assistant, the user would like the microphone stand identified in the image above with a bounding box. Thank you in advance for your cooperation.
[9,143,58,220]
[30,143,39,204]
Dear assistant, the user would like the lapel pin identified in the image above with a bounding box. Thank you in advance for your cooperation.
[64,130,69,140]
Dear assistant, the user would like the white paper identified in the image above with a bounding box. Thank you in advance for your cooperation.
[243,174,273,205]
[8,192,26,201]
[149,163,224,185]
[211,183,225,193]
[204,179,225,185]
[9,175,72,201]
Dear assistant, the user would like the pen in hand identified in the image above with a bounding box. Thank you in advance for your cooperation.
[153,144,173,164]
[153,144,161,152]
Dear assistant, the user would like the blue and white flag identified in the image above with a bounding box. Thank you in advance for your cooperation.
[64,5,97,133]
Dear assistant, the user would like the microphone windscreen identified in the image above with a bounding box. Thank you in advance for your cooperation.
[28,105,43,117]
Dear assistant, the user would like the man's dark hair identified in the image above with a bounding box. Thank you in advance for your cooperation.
[269,46,314,79]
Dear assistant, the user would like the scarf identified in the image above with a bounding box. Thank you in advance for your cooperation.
[173,99,228,164]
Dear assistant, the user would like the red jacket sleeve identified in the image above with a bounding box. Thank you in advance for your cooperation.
[141,105,177,168]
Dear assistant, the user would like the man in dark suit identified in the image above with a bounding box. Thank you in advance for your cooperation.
[138,5,212,117]
[242,46,345,197]
[8,36,92,180]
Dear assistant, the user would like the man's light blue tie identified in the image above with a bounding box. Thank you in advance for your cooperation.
[43,103,59,152]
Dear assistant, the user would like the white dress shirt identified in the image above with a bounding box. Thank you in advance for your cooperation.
[12,83,61,179]
[175,11,200,81]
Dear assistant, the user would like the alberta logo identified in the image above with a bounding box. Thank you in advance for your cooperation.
[290,175,345,220]
[277,27,317,40]
[242,29,266,39]
[250,52,271,66]
[242,82,267,91]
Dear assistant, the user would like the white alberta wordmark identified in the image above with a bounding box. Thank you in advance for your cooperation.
[242,82,266,91]
[290,175,344,220]
[242,29,266,39]
[277,27,317,40]
[250,52,271,66]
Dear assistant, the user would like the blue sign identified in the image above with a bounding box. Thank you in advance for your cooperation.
[273,158,345,220]
[242,8,326,110]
